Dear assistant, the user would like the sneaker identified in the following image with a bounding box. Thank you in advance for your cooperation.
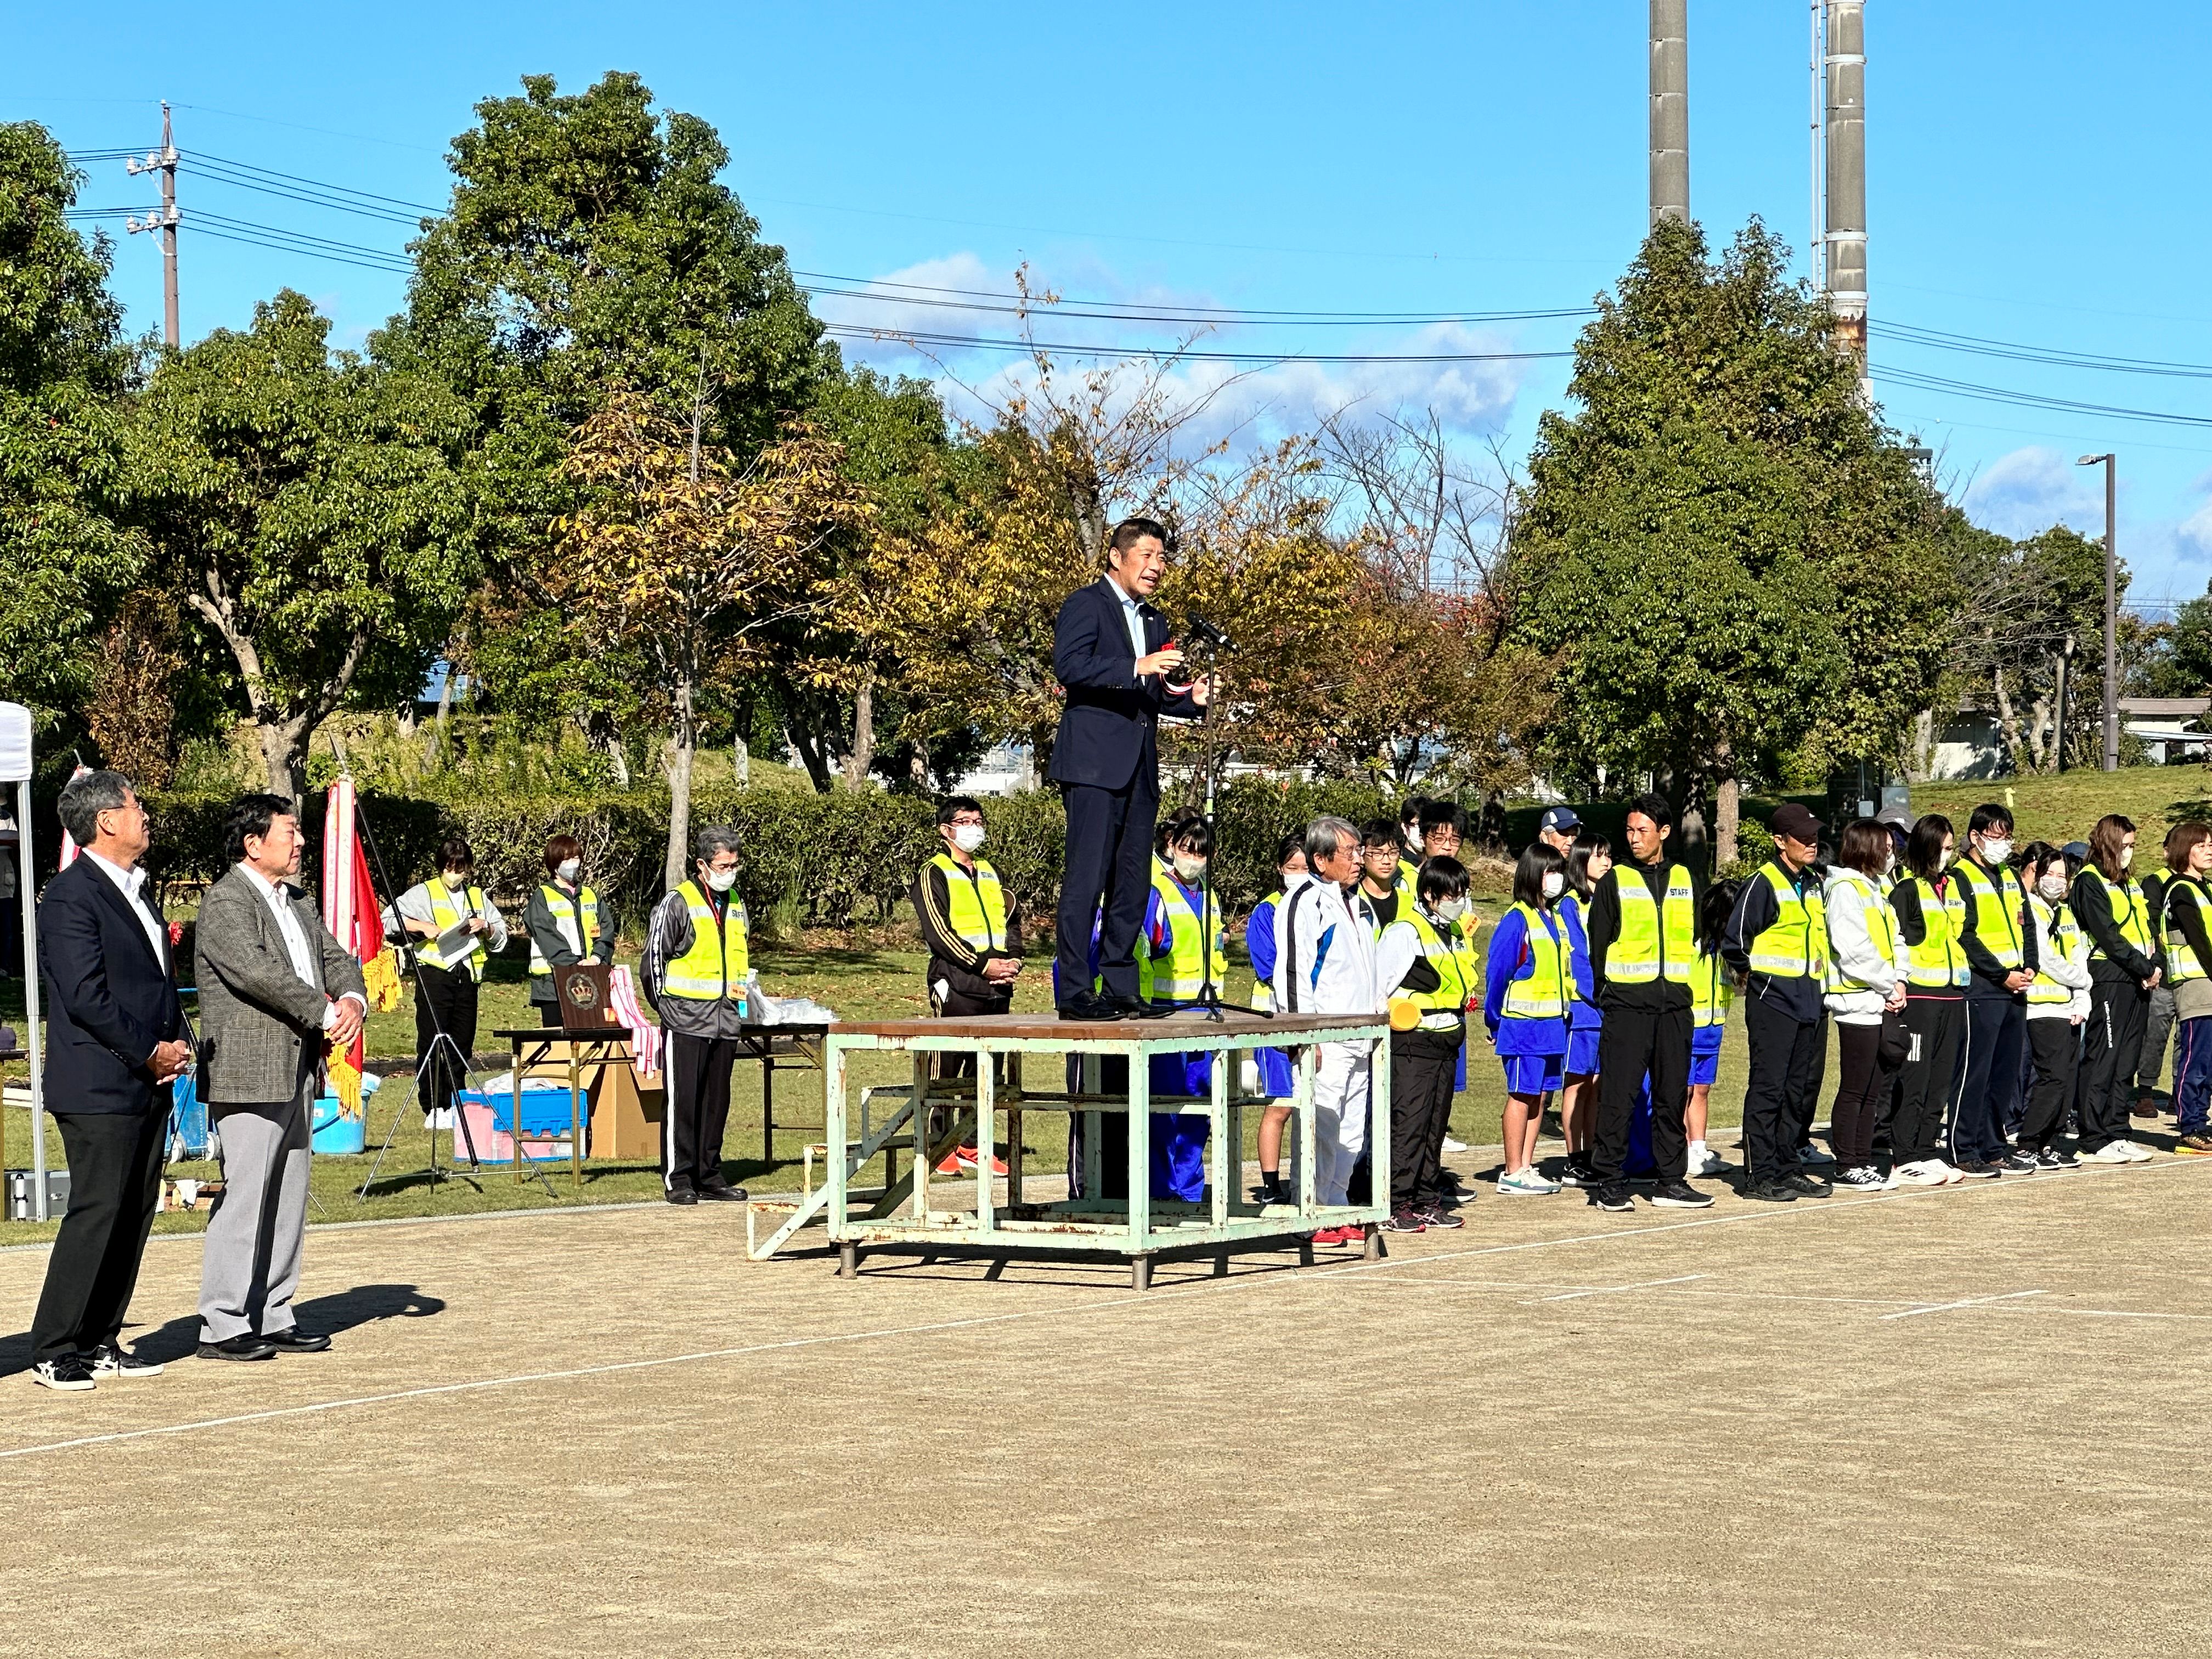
[2035,1146,2081,1171]
[1497,1168,1560,1197]
[1418,1205,1465,1229]
[1953,1159,2002,1180]
[1687,1145,1731,1177]
[1555,1152,1596,1188]
[30,1356,95,1391]
[1742,1178,1799,1203]
[1996,1149,2038,1173]
[2175,1133,2212,1156]
[1441,1134,1469,1153]
[1308,1224,1347,1246]
[2124,1139,2157,1162]
[1885,1160,1948,1188]
[1651,1179,1714,1209]
[1384,1209,1427,1234]
[86,1343,163,1379]
[1781,1171,1833,1198]
[1798,1142,1837,1167]
[1592,1181,1636,1213]
[1833,1165,1885,1189]
[2083,1141,2135,1164]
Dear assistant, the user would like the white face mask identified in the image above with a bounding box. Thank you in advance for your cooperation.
[1541,872,1565,900]
[2038,873,2068,900]
[951,823,986,854]
[1939,847,1955,871]
[2121,845,2135,870]
[1982,837,2014,865]
[441,870,469,891]
[1173,855,1208,885]
[556,859,580,883]
[702,867,738,894]
[1434,896,1469,923]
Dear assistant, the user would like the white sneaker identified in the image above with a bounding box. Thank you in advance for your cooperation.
[424,1107,455,1130]
[1441,1135,1468,1153]
[1798,1142,1836,1166]
[2118,1140,2156,1163]
[1884,1160,1947,1188]
[2085,1141,2135,1164]
[1688,1146,1730,1177]
[1497,1167,1561,1197]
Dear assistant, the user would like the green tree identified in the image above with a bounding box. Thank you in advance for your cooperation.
[133,291,476,798]
[0,122,144,725]
[1505,218,1959,860]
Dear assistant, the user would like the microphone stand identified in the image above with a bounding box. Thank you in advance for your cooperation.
[1188,639,1231,1024]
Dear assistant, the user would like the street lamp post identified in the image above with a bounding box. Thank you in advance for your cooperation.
[2077,452,2118,772]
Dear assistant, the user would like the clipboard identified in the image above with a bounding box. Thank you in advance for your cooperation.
[434,918,482,966]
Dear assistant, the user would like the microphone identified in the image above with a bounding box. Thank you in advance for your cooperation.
[1183,612,1232,652]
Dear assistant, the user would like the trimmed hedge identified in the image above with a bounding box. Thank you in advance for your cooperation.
[140,777,1421,940]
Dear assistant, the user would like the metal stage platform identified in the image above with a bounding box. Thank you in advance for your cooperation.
[748,1009,1390,1288]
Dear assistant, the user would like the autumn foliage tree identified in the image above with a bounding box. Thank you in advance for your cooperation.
[552,386,873,888]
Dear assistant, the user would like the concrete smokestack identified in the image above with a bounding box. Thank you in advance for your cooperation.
[1650,0,1689,227]
[1824,1,1868,391]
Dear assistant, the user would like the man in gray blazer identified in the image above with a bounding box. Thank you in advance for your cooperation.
[193,793,368,1360]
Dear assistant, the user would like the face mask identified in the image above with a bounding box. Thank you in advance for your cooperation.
[1434,896,1469,923]
[556,859,580,883]
[951,823,986,854]
[1541,872,1565,900]
[1173,855,1208,884]
[1939,848,1955,871]
[2121,846,2135,870]
[442,871,469,891]
[703,867,738,894]
[1983,837,2013,864]
[2038,873,2068,900]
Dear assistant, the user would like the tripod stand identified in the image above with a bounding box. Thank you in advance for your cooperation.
[1181,628,1251,1025]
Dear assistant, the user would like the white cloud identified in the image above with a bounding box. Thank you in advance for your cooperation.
[2177,496,2212,562]
[1960,445,2105,538]
[817,252,1531,447]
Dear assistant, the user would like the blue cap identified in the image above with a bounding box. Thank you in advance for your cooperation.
[1539,806,1581,834]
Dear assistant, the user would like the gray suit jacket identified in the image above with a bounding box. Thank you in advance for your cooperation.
[194,865,369,1107]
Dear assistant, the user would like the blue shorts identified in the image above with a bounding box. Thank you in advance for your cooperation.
[1502,1052,1565,1097]
[1566,1026,1601,1077]
[1688,1026,1723,1090]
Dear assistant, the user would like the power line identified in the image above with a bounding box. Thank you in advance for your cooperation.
[1873,320,2212,380]
[1873,365,2212,431]
[821,323,1569,365]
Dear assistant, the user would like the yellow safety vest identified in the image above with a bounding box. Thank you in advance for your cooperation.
[2163,876,2207,984]
[1250,888,1285,1013]
[529,883,603,978]
[926,852,1008,953]
[1747,862,1828,979]
[661,879,750,1002]
[1955,856,2027,971]
[1501,902,1570,1020]
[1394,858,1420,912]
[2080,867,2153,965]
[1604,862,1697,985]
[1138,867,1228,1003]
[1898,874,1968,989]
[1823,871,1897,995]
[1400,904,1479,1031]
[2027,894,2083,1006]
[1689,949,1733,1029]
[419,882,490,980]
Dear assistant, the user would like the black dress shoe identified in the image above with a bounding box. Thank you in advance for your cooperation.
[263,1328,332,1353]
[665,1187,699,1206]
[697,1183,749,1203]
[197,1334,277,1361]
[1058,991,1125,1022]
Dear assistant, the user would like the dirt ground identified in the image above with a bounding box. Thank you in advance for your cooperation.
[2,1148,2209,1659]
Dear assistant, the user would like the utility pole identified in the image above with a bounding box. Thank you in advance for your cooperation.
[1650,0,1689,226]
[125,102,180,349]
[2078,453,2120,771]
[1823,2,1869,400]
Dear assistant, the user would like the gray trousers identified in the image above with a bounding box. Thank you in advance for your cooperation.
[2137,985,2178,1096]
[199,1080,312,1341]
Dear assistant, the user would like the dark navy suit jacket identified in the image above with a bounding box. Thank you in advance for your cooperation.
[39,857,183,1116]
[1047,577,1201,790]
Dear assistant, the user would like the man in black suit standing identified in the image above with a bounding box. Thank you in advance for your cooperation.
[1051,518,1212,1020]
[29,770,190,1390]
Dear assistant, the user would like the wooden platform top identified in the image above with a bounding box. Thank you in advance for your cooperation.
[833,1010,1384,1042]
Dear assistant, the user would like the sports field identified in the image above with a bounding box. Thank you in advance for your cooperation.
[3,1138,2208,1658]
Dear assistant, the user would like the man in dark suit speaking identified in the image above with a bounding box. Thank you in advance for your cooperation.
[1050,517,1212,1020]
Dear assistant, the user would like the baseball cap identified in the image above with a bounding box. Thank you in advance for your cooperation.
[1538,806,1581,834]
[1770,803,1825,844]
[2063,840,2090,862]
[1874,804,1912,832]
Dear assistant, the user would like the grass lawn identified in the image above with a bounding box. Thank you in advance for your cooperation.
[1912,761,2212,850]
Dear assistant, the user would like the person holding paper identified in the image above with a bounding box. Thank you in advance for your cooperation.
[394,837,507,1124]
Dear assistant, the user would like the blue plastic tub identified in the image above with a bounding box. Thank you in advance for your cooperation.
[308,1070,380,1155]
[456,1079,576,1138]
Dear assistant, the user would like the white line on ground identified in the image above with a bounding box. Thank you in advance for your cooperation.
[1532,1273,1708,1302]
[3,1148,2205,1463]
[1880,1289,2047,1321]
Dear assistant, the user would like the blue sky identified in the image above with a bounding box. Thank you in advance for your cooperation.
[12,1,2212,611]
